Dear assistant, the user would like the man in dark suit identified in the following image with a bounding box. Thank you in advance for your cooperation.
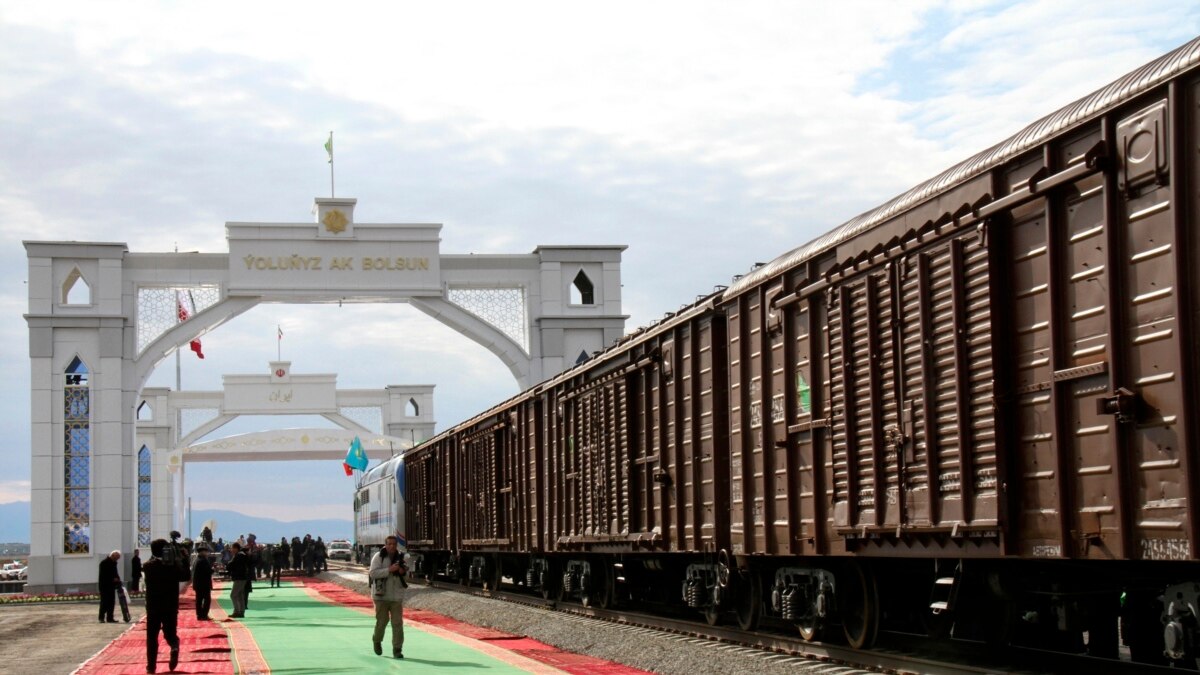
[191,543,214,620]
[129,548,142,593]
[97,550,122,622]
[271,538,288,587]
[143,538,188,673]
[226,542,250,618]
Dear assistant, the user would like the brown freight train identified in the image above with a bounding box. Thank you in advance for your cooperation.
[403,36,1200,666]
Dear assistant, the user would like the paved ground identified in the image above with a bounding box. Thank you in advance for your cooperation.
[0,599,139,674]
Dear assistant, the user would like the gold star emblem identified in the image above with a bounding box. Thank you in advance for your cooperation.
[322,209,348,234]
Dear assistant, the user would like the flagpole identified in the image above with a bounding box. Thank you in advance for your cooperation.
[328,131,335,198]
[277,325,282,361]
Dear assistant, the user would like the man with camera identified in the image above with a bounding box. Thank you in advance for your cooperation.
[143,536,190,673]
[367,535,408,659]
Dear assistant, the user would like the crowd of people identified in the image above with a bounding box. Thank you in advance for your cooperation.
[98,529,388,673]
[194,528,333,580]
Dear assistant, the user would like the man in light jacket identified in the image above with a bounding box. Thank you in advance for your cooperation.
[367,535,407,659]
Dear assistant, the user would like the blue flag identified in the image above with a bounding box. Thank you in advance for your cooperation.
[345,436,368,471]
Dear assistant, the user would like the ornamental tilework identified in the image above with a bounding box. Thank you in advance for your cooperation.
[447,288,528,353]
[136,286,221,355]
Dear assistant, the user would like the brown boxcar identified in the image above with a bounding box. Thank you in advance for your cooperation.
[721,35,1200,660]
[405,392,543,588]
[402,36,1200,667]
[537,297,730,609]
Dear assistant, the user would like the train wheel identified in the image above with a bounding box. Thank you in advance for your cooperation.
[540,561,558,600]
[582,563,612,609]
[979,571,1017,649]
[735,569,762,631]
[557,575,570,603]
[485,557,502,592]
[458,556,470,587]
[599,562,617,609]
[840,561,879,649]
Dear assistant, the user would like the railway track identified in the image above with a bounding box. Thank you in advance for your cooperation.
[328,561,1169,674]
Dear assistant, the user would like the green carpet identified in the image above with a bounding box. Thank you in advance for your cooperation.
[217,581,530,673]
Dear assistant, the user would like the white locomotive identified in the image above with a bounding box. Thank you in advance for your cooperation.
[352,454,406,564]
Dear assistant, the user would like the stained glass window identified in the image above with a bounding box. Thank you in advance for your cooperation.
[64,357,90,554]
[137,445,152,547]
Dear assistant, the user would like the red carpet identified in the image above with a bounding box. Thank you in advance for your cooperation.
[74,589,236,674]
[78,577,647,674]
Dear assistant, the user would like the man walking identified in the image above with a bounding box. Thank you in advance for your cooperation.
[129,548,142,593]
[226,542,250,618]
[191,543,213,620]
[143,538,187,673]
[271,539,288,587]
[97,550,122,623]
[367,535,408,659]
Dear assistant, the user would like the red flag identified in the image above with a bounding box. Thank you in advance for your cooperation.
[343,462,354,476]
[176,292,205,359]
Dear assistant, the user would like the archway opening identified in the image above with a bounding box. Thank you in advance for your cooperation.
[570,269,594,305]
[142,302,518,539]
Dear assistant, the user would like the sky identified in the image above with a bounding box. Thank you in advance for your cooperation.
[2,2,1197,528]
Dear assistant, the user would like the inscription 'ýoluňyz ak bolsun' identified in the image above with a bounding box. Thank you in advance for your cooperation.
[241,255,430,271]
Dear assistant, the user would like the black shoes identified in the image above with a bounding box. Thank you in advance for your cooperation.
[169,647,179,671]
[373,641,382,655]
[394,650,403,659]
[105,619,119,623]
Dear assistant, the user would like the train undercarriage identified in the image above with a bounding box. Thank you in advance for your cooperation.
[407,548,1200,668]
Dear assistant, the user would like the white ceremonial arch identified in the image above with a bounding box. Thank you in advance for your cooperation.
[24,197,627,592]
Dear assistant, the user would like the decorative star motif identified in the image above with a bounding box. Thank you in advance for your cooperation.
[322,209,348,234]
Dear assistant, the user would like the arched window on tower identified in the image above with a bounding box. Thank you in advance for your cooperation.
[137,445,152,546]
[62,267,92,305]
[64,357,91,554]
[137,400,154,421]
[407,397,420,417]
[570,270,594,305]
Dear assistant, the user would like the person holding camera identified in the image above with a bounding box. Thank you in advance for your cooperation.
[367,535,408,659]
[143,537,189,673]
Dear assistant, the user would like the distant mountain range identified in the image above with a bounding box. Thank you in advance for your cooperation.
[0,503,351,545]
[187,509,351,544]
[0,502,29,543]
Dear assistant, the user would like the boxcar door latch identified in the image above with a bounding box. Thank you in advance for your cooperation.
[1095,387,1145,424]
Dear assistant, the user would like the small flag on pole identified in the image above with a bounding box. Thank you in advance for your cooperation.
[344,436,368,473]
[324,131,335,197]
[176,291,205,359]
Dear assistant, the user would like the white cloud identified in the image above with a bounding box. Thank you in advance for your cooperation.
[0,480,31,504]
[1,1,1197,519]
